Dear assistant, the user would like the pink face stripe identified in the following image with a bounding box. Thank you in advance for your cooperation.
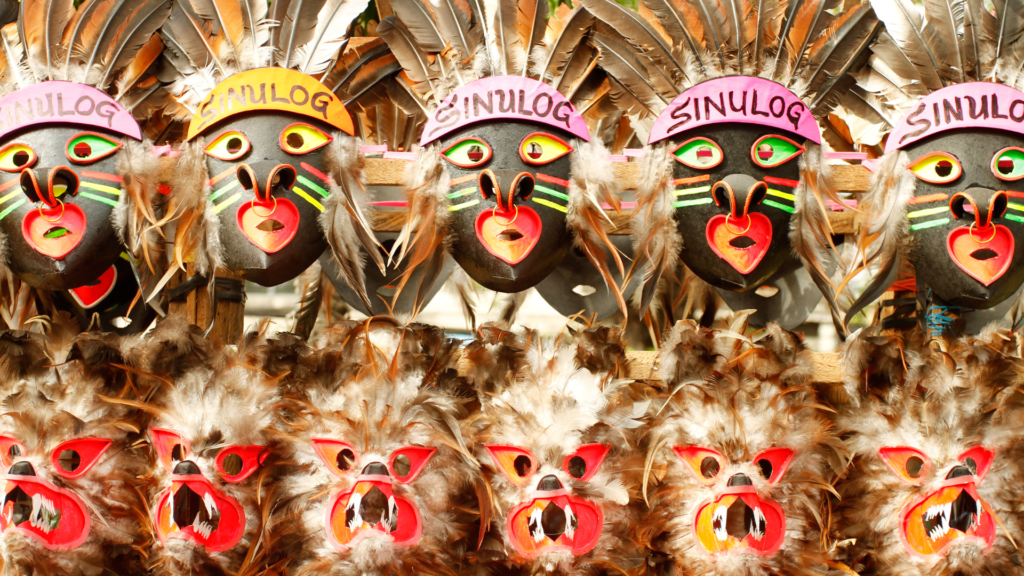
[80,171,122,183]
[301,162,332,184]
[536,173,570,188]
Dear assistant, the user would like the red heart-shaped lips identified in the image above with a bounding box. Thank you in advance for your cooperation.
[69,264,117,309]
[22,203,87,259]
[705,213,772,274]
[475,206,542,265]
[237,198,299,254]
[947,225,1014,286]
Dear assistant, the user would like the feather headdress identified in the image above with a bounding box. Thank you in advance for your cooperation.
[824,327,1024,575]
[377,0,629,319]
[640,315,848,576]
[587,0,880,335]
[460,322,650,575]
[275,317,485,576]
[841,0,1024,331]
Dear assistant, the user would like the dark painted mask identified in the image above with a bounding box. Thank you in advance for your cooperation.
[55,252,157,334]
[0,82,142,290]
[187,69,355,287]
[420,76,592,293]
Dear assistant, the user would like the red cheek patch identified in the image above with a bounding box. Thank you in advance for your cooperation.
[22,203,86,259]
[705,213,772,274]
[68,264,116,309]
[475,206,541,265]
[237,198,299,254]
[947,225,1013,286]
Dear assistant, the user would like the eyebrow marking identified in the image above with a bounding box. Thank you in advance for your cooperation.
[210,180,240,202]
[536,173,569,187]
[80,191,118,207]
[907,206,948,219]
[296,175,329,198]
[449,174,476,186]
[907,193,949,205]
[674,175,711,185]
[532,197,568,213]
[910,218,949,231]
[766,189,794,201]
[0,198,24,221]
[208,167,235,187]
[300,162,331,184]
[447,187,477,199]
[80,181,121,196]
[449,199,480,211]
[80,171,122,184]
[213,192,242,214]
[292,186,325,212]
[675,185,710,196]
[533,185,569,201]
[673,198,713,208]
[763,176,799,188]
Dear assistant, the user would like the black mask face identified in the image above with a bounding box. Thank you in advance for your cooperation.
[54,253,157,334]
[438,120,574,292]
[665,123,805,292]
[201,112,338,286]
[900,128,1024,308]
[0,126,125,290]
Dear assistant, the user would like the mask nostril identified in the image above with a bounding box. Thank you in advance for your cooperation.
[271,166,296,191]
[480,172,496,198]
[516,175,534,200]
[237,166,255,190]
[749,182,768,206]
[19,171,39,202]
[52,170,77,198]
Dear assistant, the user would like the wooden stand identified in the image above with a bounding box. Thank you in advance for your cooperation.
[166,266,246,344]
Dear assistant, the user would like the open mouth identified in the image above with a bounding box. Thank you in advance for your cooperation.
[326,480,422,550]
[475,206,542,265]
[694,493,785,556]
[22,203,87,260]
[236,197,299,254]
[507,494,602,557]
[156,478,245,553]
[902,485,994,556]
[1,478,90,550]
[729,236,757,249]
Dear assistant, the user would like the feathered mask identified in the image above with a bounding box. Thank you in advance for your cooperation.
[0,0,170,332]
[276,317,485,576]
[640,317,847,576]
[461,323,648,574]
[0,316,153,575]
[826,328,1024,576]
[378,0,627,317]
[161,0,388,310]
[586,0,879,332]
[843,0,1024,330]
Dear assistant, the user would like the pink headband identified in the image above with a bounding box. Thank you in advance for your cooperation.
[0,81,141,141]
[649,77,820,145]
[420,76,590,146]
[885,82,1024,154]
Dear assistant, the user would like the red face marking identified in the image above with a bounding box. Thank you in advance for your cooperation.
[22,203,86,259]
[475,206,542,265]
[68,265,117,309]
[946,225,1014,286]
[705,213,772,274]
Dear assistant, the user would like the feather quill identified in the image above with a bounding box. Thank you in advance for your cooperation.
[692,0,729,69]
[582,0,687,91]
[19,0,74,79]
[515,0,547,76]
[0,22,34,89]
[92,0,173,89]
[296,0,370,75]
[802,3,880,113]
[868,0,948,89]
[270,0,327,68]
[429,0,483,60]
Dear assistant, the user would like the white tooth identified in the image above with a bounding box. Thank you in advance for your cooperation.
[204,492,217,518]
[713,505,728,542]
[529,507,544,543]
[346,492,363,530]
[753,507,766,541]
[30,494,41,528]
[564,504,576,540]
[386,496,397,533]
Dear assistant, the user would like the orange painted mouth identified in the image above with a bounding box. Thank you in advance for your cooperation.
[325,478,422,551]
[68,264,116,309]
[693,492,785,556]
[236,198,299,254]
[22,203,86,259]
[947,225,1013,286]
[901,483,994,557]
[475,206,541,265]
[705,213,772,274]
[155,475,245,553]
[507,494,602,557]
[1,477,90,550]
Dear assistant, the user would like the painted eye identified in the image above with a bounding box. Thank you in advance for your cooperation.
[908,152,962,184]
[66,132,122,164]
[484,445,537,485]
[280,123,333,155]
[879,446,932,484]
[216,445,269,483]
[750,135,805,168]
[674,137,723,169]
[0,436,26,468]
[204,130,251,161]
[519,132,573,165]
[751,447,795,485]
[442,137,492,168]
[0,143,36,172]
[50,438,112,478]
[311,438,359,478]
[563,444,610,482]
[150,427,191,472]
[389,446,436,484]
[673,446,726,485]
[958,446,995,480]
[992,147,1024,181]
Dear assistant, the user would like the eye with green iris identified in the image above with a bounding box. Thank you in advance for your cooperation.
[441,137,492,168]
[751,135,805,168]
[66,133,122,164]
[673,137,723,169]
[992,147,1024,181]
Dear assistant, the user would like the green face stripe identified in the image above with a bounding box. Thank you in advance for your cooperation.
[292,186,325,212]
[119,252,131,262]
[763,199,795,214]
[1008,201,1024,212]
[0,198,24,221]
[447,187,477,199]
[79,181,121,196]
[296,175,329,198]
[766,188,795,201]
[673,197,714,208]
[1006,213,1024,224]
[213,192,242,214]
[79,191,119,207]
[534,185,570,201]
[674,185,711,196]
[210,180,240,202]
[449,199,480,211]
[910,218,950,231]
[532,197,569,213]
[907,206,948,219]
[0,190,20,205]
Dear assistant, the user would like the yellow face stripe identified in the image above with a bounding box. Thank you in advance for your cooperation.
[292,186,325,212]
